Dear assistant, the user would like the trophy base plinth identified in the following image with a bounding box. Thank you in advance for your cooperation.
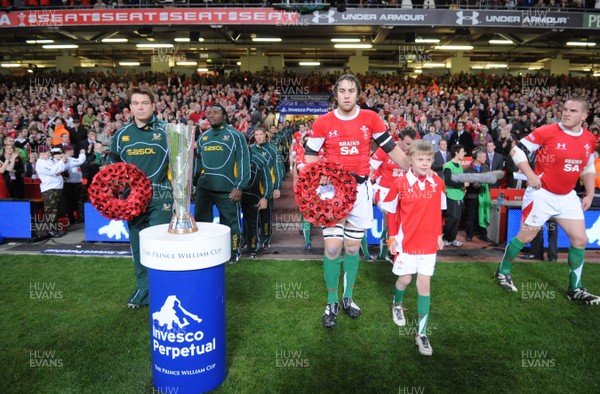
[168,214,198,234]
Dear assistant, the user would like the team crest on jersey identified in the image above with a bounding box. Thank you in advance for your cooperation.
[202,136,208,141]
[360,125,369,140]
[584,144,591,156]
[556,143,567,150]
[122,135,130,142]
[152,133,162,141]
[223,135,230,142]
[329,130,339,138]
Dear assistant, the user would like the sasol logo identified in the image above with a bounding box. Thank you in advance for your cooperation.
[127,147,156,155]
[456,11,479,25]
[152,295,216,360]
[312,9,335,24]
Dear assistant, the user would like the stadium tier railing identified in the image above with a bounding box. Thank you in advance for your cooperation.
[4,1,600,11]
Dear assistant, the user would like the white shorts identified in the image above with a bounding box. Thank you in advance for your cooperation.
[392,253,437,276]
[522,187,583,227]
[346,181,374,230]
[373,183,397,214]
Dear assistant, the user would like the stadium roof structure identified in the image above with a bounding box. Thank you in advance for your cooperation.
[0,7,598,73]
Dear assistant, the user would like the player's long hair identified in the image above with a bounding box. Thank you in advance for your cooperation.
[333,74,361,96]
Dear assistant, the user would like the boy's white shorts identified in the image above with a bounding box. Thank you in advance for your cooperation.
[392,253,437,276]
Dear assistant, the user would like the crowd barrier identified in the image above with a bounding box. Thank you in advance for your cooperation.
[3,188,600,249]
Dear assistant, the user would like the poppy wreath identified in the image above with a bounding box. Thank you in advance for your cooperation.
[88,163,153,221]
[295,160,358,227]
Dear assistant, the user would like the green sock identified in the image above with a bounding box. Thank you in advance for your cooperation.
[417,295,431,336]
[568,247,585,290]
[394,286,405,305]
[378,229,388,259]
[324,256,341,303]
[499,237,525,275]
[302,218,311,245]
[342,253,360,298]
[360,235,370,258]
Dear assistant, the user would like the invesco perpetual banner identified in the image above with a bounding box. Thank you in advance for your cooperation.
[0,8,587,29]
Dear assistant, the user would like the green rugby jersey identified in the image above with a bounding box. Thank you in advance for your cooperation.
[252,141,284,190]
[274,130,291,154]
[195,124,250,192]
[110,115,172,208]
[245,144,273,199]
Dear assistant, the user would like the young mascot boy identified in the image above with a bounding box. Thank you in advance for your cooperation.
[385,140,446,356]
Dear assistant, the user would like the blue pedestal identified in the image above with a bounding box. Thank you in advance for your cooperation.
[140,223,231,394]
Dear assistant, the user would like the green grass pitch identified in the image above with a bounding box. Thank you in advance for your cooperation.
[1,255,599,393]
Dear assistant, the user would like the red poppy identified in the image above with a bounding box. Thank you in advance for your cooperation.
[89,163,153,221]
[294,160,358,226]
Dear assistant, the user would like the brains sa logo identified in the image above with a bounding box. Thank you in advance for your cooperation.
[456,11,479,25]
[312,10,335,24]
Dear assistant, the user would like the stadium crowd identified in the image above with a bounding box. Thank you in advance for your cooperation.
[0,70,600,244]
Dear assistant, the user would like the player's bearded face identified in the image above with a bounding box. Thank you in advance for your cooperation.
[335,80,359,114]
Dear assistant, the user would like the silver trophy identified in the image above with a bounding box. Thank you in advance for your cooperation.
[167,123,198,234]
